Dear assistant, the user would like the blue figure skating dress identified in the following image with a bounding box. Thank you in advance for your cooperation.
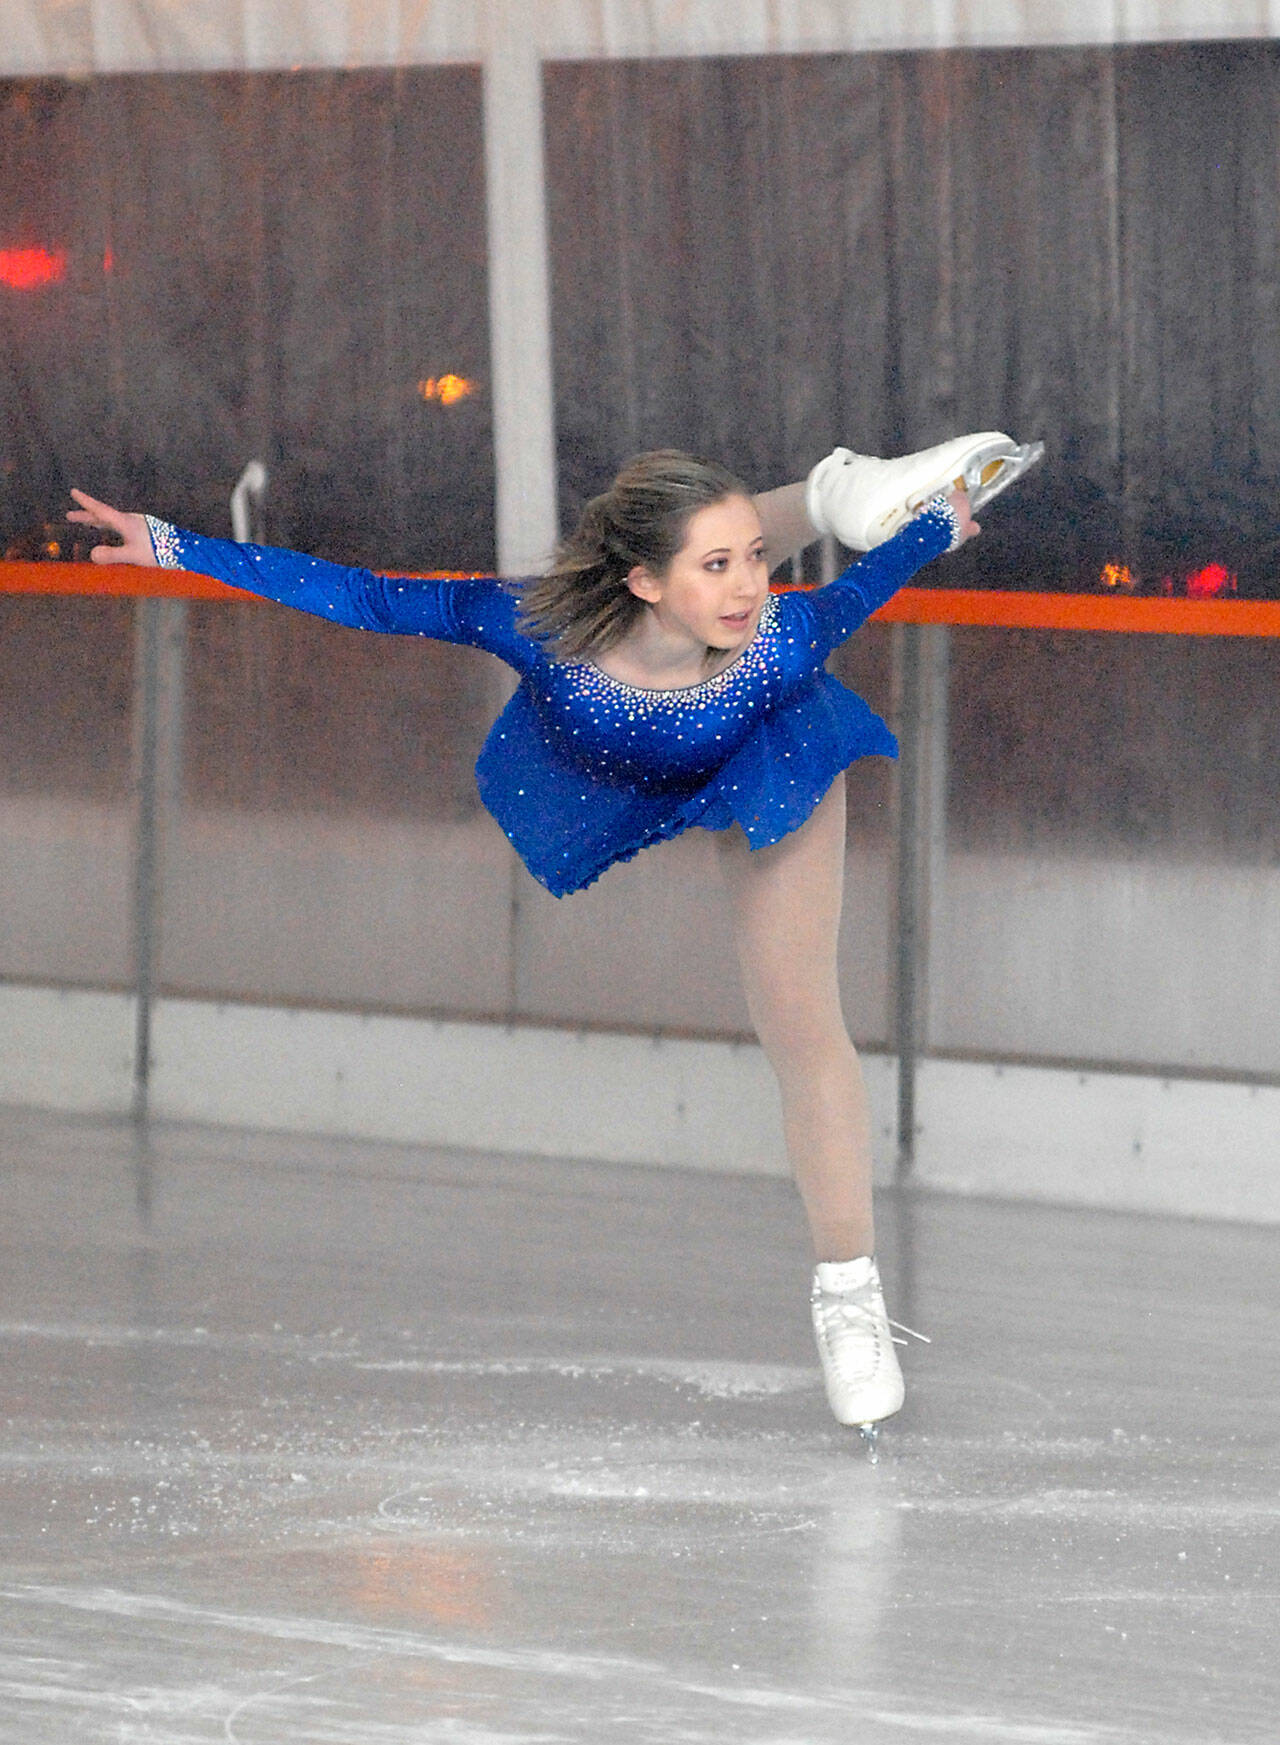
[146,502,958,897]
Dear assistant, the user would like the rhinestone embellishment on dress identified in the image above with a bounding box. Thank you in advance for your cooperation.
[567,592,781,715]
[145,516,183,569]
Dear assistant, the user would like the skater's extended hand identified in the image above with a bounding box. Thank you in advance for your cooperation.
[66,490,158,567]
[947,489,980,544]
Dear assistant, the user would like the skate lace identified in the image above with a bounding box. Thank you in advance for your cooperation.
[886,1315,931,1349]
[817,1294,932,1350]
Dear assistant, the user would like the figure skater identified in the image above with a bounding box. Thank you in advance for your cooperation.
[68,431,1039,1443]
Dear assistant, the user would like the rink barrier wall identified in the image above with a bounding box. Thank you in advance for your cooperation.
[5,562,1280,1186]
[3,983,1278,1226]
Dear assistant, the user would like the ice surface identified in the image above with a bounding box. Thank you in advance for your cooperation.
[0,1106,1276,1743]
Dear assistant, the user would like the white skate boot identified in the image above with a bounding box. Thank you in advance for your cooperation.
[811,1256,928,1456]
[805,432,1045,550]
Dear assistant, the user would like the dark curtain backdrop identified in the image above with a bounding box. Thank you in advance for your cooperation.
[4,47,1280,593]
[0,65,492,568]
[546,43,1280,599]
[0,66,494,820]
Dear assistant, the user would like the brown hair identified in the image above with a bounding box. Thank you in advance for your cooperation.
[516,449,751,659]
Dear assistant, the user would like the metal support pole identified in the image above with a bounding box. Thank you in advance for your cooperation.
[893,621,952,1176]
[894,623,924,1174]
[130,596,187,1124]
[131,599,161,1123]
[483,37,558,576]
[922,624,952,1047]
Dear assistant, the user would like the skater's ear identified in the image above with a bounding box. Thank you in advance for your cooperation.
[625,562,664,604]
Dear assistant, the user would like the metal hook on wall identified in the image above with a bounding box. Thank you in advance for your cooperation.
[230,460,269,545]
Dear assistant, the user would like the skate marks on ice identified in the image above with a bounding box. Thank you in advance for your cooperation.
[0,1317,812,1400]
[0,1583,1191,1745]
[4,1123,1279,1745]
[0,1316,1062,1426]
[3,1421,1272,1745]
[354,1353,814,1401]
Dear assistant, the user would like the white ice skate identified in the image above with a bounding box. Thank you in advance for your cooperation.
[805,432,1045,551]
[810,1256,929,1457]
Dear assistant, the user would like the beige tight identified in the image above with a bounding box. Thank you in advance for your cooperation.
[716,780,873,1263]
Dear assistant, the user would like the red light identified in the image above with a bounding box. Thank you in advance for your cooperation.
[103,246,114,274]
[0,247,67,289]
[1185,562,1236,599]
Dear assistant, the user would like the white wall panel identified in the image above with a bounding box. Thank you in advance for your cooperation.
[931,852,1280,1077]
[913,1057,1280,1224]
[0,986,134,1115]
[1,0,1277,75]
[5,986,1276,1223]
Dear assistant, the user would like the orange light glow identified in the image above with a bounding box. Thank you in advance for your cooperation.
[1099,562,1136,592]
[1185,562,1237,599]
[0,247,67,289]
[418,373,475,406]
[103,246,115,274]
[347,1546,501,1627]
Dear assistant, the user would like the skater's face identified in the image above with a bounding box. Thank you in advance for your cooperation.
[626,494,769,655]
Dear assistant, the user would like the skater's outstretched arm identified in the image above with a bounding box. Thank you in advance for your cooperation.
[66,490,534,669]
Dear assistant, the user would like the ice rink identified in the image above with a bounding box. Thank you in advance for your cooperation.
[1,1104,1276,1744]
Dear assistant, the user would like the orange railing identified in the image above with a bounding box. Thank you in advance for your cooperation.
[3,559,1280,636]
[0,560,478,602]
[871,587,1280,638]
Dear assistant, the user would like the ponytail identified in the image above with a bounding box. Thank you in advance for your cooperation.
[517,450,749,660]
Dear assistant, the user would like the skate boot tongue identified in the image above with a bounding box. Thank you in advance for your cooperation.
[815,1255,877,1294]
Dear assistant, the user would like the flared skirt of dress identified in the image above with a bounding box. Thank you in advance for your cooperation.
[475,671,897,897]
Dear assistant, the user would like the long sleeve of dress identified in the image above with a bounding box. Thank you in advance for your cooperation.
[145,517,537,673]
[796,498,960,659]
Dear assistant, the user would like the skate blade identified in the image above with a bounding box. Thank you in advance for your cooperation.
[896,437,1041,528]
[857,1422,880,1463]
[962,439,1045,512]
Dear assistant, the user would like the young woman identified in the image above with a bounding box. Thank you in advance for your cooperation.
[68,436,1011,1441]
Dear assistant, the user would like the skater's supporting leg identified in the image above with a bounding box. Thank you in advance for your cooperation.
[716,781,873,1262]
